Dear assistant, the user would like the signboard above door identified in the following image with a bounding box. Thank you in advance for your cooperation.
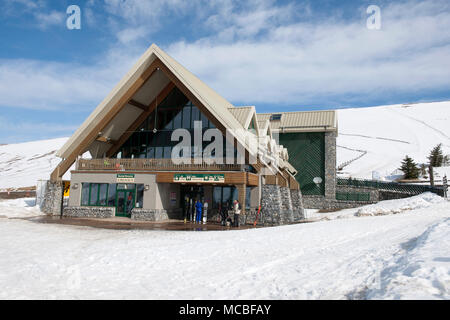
[173,174,225,183]
[117,174,135,183]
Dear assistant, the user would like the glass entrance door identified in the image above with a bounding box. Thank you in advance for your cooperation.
[116,185,136,217]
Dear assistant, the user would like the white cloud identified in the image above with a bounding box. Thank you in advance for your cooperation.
[164,0,450,106]
[0,0,449,114]
[34,10,65,30]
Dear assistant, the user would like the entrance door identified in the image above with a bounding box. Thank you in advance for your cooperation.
[116,190,135,217]
[181,185,204,220]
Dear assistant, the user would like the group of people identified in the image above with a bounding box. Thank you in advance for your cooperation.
[219,199,242,227]
[184,197,209,224]
[183,197,242,227]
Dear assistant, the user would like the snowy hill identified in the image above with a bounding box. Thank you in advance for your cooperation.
[0,138,68,190]
[337,101,450,180]
[1,100,449,189]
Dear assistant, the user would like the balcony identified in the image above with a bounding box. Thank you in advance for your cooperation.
[75,158,244,172]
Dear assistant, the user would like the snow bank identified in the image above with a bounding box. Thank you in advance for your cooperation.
[367,218,450,299]
[0,198,42,218]
[356,192,446,216]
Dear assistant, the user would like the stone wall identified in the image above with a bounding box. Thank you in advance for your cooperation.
[131,208,169,221]
[40,180,64,216]
[258,184,305,226]
[290,189,305,220]
[63,206,115,218]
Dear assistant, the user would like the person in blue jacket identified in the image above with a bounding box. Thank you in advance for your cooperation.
[195,199,203,223]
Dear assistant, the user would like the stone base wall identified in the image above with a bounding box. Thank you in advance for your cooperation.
[303,195,377,210]
[131,208,169,221]
[63,206,115,218]
[41,180,63,216]
[258,184,305,226]
[290,189,305,220]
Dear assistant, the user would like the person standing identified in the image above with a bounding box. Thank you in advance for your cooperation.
[233,199,241,227]
[195,199,203,223]
[203,201,208,224]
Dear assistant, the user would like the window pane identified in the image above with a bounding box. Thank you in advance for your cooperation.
[173,108,182,128]
[99,184,108,206]
[81,183,90,206]
[163,146,171,159]
[147,147,155,159]
[155,147,163,158]
[246,187,251,209]
[231,187,238,203]
[107,184,116,206]
[191,106,200,128]
[222,187,231,209]
[182,105,190,128]
[201,112,209,128]
[136,184,144,208]
[213,187,221,209]
[89,184,98,206]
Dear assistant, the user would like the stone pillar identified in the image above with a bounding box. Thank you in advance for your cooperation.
[325,131,337,201]
[280,186,294,224]
[260,184,282,225]
[290,189,305,221]
[41,180,64,216]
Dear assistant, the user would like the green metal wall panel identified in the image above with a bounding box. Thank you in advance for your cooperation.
[279,132,325,195]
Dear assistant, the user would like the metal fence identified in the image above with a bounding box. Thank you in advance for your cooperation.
[337,178,445,197]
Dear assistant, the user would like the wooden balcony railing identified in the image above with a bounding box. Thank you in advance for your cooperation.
[76,158,244,172]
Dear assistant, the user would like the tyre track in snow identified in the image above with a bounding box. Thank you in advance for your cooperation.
[389,108,450,147]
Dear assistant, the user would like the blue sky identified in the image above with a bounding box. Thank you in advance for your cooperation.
[0,0,449,143]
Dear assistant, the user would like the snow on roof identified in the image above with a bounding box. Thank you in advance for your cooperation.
[257,110,337,133]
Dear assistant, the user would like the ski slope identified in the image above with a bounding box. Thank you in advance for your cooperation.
[337,101,450,180]
[0,100,449,189]
[0,194,448,299]
[0,138,69,190]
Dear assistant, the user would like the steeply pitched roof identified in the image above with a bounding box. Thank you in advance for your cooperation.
[56,44,256,160]
[257,110,337,133]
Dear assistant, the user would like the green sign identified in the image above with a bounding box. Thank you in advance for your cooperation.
[117,174,135,178]
[173,174,224,183]
[117,174,135,182]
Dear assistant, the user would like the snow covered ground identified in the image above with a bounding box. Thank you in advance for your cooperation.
[337,101,450,180]
[0,138,68,190]
[0,195,448,300]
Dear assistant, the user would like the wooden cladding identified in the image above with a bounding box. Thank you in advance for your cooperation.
[264,171,299,190]
[77,158,243,172]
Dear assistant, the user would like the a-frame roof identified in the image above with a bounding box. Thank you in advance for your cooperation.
[56,44,255,161]
[227,106,259,132]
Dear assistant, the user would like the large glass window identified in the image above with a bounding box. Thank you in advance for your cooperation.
[80,183,141,208]
[113,87,237,162]
[211,186,240,210]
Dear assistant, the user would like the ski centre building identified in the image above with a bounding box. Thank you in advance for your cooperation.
[43,44,338,225]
